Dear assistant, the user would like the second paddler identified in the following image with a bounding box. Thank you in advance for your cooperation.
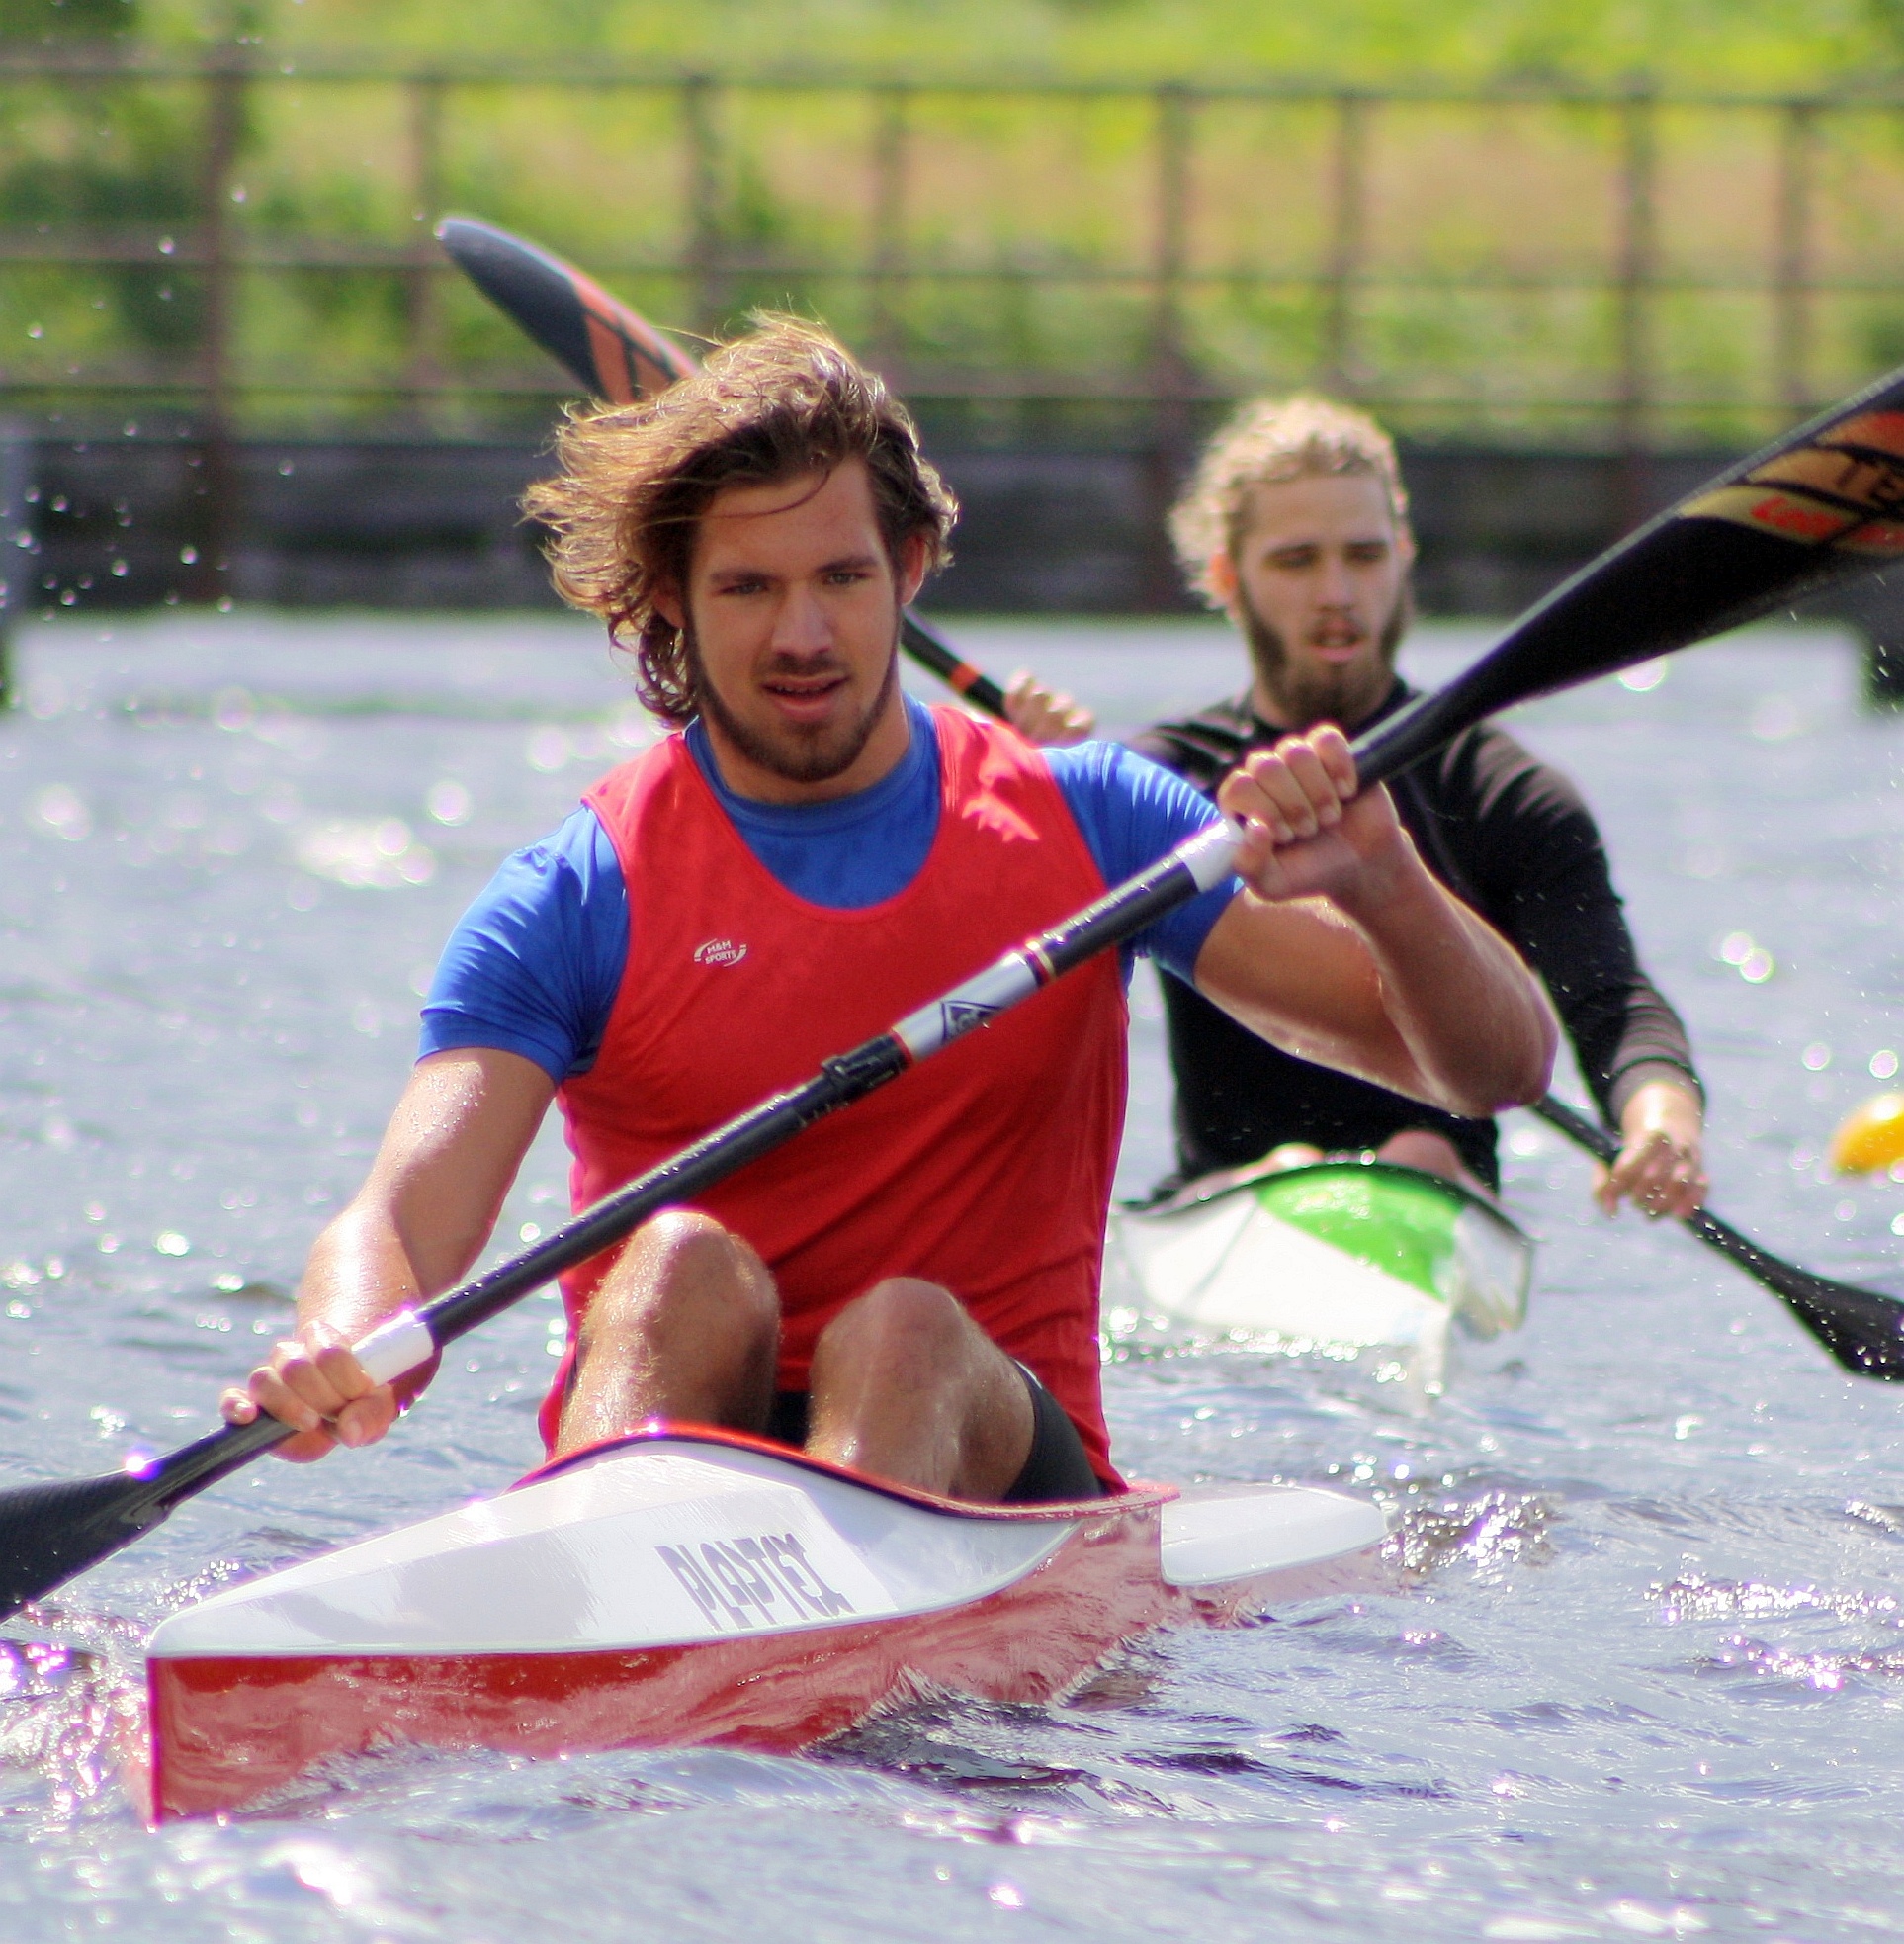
[1134,396,1707,1220]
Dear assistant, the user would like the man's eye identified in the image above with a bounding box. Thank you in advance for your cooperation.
[826,569,872,586]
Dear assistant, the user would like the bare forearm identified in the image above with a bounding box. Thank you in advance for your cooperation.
[292,1049,549,1340]
[1207,727,1555,1112]
[1337,839,1557,1118]
[293,1197,483,1343]
[225,1049,554,1458]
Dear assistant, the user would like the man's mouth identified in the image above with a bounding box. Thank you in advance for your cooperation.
[759,670,849,722]
[1307,625,1366,664]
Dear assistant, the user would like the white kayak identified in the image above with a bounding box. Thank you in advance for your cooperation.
[140,1424,1389,1820]
[1111,1157,1533,1387]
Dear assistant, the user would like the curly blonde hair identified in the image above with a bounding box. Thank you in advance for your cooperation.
[522,317,957,724]
[1169,395,1411,606]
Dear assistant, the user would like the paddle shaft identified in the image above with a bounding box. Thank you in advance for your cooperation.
[106,815,1247,1499]
[1533,1090,1816,1265]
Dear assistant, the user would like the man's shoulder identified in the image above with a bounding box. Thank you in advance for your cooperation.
[1428,715,1592,828]
[1128,694,1255,795]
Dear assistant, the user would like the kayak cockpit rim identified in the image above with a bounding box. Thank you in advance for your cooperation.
[1128,1154,1530,1241]
[519,1419,1177,1521]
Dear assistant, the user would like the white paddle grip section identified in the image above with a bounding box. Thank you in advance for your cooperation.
[351,1310,437,1386]
[893,955,1039,1062]
[1181,818,1243,891]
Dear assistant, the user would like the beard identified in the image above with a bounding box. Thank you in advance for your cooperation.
[685,615,902,786]
[1240,578,1414,732]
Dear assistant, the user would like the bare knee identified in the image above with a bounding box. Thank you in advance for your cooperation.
[559,1209,779,1450]
[808,1279,1030,1500]
[815,1277,969,1377]
[1376,1129,1485,1196]
[581,1208,776,1352]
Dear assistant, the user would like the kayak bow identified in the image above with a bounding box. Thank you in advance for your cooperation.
[1113,1159,1532,1388]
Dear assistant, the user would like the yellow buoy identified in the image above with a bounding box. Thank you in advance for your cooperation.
[1830,1093,1904,1174]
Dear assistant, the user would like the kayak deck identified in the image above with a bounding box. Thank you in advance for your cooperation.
[1112,1157,1533,1382]
[143,1424,1389,1819]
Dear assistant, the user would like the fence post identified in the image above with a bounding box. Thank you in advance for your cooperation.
[405,74,445,420]
[1614,89,1657,530]
[1143,82,1195,607]
[193,52,244,604]
[1774,99,1816,419]
[868,83,910,375]
[683,74,723,337]
[1321,93,1367,397]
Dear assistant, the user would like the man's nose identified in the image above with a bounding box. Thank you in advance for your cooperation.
[1315,550,1356,606]
[770,583,833,654]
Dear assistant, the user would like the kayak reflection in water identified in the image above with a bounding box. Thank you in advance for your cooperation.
[219,323,1557,1503]
[1131,397,1708,1220]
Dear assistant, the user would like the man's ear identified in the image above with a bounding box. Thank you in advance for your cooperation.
[896,531,930,608]
[1394,521,1419,571]
[1206,548,1240,612]
[652,580,685,631]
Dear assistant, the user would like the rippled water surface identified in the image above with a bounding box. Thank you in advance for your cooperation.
[1,609,1902,1941]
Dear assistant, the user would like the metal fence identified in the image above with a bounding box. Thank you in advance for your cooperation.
[7,48,1904,461]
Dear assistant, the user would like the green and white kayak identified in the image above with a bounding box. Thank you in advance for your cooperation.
[1109,1158,1533,1383]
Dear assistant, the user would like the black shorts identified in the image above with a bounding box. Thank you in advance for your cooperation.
[765,1362,1104,1504]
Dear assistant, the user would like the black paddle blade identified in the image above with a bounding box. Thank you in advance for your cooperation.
[1354,364,1904,787]
[436,215,695,404]
[1687,1208,1904,1380]
[0,1414,289,1621]
[1528,1095,1904,1379]
[0,1469,174,1621]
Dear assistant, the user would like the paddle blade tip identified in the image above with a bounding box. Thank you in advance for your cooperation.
[0,1470,171,1622]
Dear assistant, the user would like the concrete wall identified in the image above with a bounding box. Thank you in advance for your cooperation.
[9,435,1904,657]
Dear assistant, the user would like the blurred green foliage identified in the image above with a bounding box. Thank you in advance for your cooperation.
[244,0,1902,90]
[0,0,137,41]
[5,3,1904,440]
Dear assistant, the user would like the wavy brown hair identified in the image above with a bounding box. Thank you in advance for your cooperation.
[523,317,958,724]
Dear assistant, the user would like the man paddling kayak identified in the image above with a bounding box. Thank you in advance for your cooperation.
[220,325,1555,1501]
[1133,396,1707,1218]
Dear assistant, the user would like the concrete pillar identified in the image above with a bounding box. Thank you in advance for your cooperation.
[0,424,32,708]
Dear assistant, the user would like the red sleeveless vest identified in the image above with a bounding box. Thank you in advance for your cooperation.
[544,706,1130,1485]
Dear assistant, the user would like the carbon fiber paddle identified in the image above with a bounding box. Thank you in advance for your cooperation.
[437,215,1011,719]
[7,350,1904,1620]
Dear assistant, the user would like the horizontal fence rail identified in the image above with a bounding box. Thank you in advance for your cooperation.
[6,54,1904,457]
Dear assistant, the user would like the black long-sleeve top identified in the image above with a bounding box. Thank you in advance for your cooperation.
[1129,682,1701,1193]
